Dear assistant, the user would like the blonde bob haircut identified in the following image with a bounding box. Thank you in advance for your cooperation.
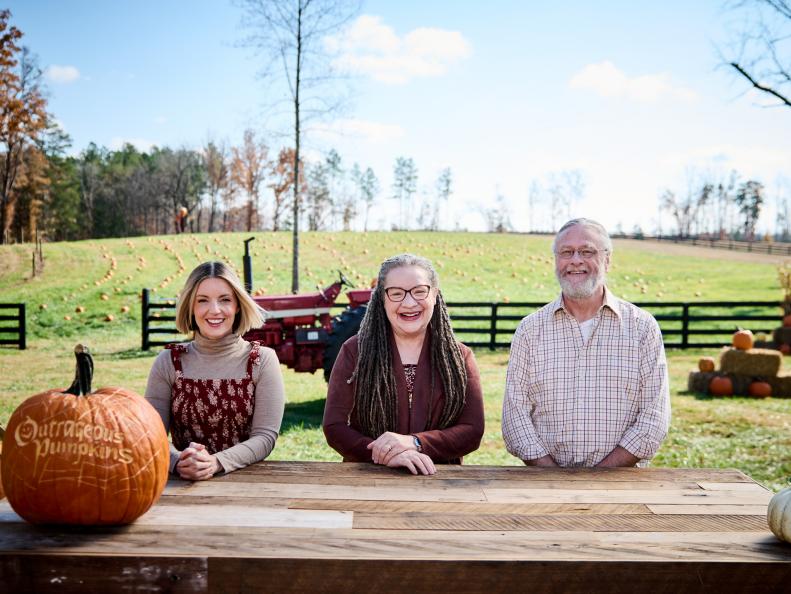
[175,261,265,336]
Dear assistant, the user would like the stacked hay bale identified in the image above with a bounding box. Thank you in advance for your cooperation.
[688,330,791,397]
[771,315,791,355]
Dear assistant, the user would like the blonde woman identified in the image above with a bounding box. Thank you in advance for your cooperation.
[145,261,285,480]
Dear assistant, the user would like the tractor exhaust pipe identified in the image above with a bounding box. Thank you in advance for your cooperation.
[243,237,255,294]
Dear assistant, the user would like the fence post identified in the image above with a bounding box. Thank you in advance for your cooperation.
[142,288,150,351]
[490,303,498,351]
[681,303,689,349]
[19,303,26,350]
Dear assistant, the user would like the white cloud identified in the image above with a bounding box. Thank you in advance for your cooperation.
[312,118,405,143]
[44,64,80,84]
[325,15,471,84]
[109,137,157,152]
[666,144,791,178]
[569,61,697,102]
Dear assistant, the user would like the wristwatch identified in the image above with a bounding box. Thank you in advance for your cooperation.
[412,434,422,452]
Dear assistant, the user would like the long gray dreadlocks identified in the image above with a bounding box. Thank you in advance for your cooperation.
[348,254,467,438]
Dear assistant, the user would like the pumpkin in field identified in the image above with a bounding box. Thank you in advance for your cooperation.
[732,329,754,351]
[709,376,733,396]
[1,345,169,525]
[698,357,716,373]
[768,487,791,543]
[747,381,772,398]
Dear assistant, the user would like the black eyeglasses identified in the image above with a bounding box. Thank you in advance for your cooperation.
[384,285,431,302]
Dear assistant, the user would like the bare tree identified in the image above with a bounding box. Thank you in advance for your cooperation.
[306,160,331,231]
[735,179,765,239]
[433,167,452,231]
[725,0,791,107]
[660,178,714,238]
[155,148,206,234]
[238,0,360,292]
[231,129,269,232]
[269,147,304,231]
[479,191,512,233]
[358,165,379,231]
[527,180,543,232]
[392,156,418,230]
[203,139,229,232]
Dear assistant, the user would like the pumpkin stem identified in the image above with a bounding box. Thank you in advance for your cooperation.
[64,344,94,396]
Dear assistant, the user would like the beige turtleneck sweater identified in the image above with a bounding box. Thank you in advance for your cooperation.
[145,333,285,474]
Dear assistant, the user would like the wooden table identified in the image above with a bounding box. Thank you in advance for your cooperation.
[1,461,789,592]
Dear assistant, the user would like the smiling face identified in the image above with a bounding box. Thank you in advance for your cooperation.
[192,277,239,340]
[554,224,610,300]
[382,265,437,340]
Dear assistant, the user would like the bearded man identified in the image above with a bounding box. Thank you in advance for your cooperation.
[502,218,670,467]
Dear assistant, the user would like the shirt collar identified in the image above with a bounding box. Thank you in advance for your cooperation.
[551,286,621,320]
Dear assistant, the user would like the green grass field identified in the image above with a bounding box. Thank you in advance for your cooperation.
[1,231,790,491]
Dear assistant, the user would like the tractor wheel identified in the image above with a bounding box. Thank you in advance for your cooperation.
[323,305,367,382]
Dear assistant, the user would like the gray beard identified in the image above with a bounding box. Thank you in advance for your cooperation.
[557,270,605,300]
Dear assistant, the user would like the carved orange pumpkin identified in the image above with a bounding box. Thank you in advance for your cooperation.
[748,381,772,398]
[732,330,754,350]
[698,357,716,372]
[1,346,169,525]
[709,376,733,396]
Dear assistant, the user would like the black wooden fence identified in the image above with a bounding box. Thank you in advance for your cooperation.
[141,289,782,351]
[449,300,782,349]
[0,303,26,350]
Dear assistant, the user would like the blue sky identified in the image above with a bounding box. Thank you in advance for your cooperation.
[8,0,791,233]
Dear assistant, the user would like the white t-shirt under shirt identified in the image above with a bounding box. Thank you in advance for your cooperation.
[579,318,595,343]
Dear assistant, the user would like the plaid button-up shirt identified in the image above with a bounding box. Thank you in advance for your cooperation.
[502,288,670,467]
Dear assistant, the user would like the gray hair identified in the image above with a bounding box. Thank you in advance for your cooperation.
[552,218,613,254]
[376,253,439,288]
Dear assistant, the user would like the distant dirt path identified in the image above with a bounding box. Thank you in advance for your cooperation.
[613,238,790,265]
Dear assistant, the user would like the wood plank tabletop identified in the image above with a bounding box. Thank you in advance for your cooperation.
[1,461,789,593]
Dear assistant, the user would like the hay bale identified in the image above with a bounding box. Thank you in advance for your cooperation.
[753,339,777,350]
[768,372,791,398]
[687,371,751,395]
[688,370,714,393]
[719,347,782,377]
[773,326,791,346]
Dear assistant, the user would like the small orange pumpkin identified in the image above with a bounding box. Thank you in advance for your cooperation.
[709,376,733,396]
[732,330,754,351]
[748,381,772,398]
[698,357,716,372]
[1,345,169,525]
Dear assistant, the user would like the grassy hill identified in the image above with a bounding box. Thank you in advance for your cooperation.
[1,231,789,490]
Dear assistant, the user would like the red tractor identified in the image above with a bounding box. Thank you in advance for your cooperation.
[242,261,373,381]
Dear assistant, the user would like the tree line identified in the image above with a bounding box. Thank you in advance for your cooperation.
[0,10,464,244]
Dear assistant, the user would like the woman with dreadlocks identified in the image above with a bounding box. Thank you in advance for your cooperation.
[323,254,484,475]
